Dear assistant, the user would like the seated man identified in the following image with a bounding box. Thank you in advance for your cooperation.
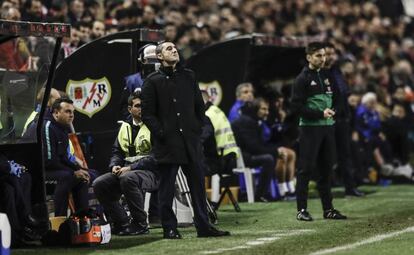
[232,98,287,202]
[200,90,239,203]
[93,91,159,236]
[22,88,61,135]
[24,97,91,216]
[257,97,296,198]
[228,82,254,123]
[0,153,40,246]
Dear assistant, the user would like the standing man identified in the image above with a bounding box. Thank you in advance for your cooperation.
[141,41,230,239]
[324,42,364,197]
[291,42,347,221]
[93,91,159,236]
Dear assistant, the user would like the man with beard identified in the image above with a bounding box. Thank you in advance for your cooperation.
[291,42,347,221]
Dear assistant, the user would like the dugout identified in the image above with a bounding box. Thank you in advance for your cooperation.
[0,19,70,220]
[52,29,163,172]
[186,34,324,113]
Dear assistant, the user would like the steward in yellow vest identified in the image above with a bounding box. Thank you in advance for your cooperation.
[201,97,239,176]
[205,103,239,158]
[93,92,159,235]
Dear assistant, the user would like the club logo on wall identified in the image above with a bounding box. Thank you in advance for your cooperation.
[66,77,112,118]
[199,80,222,106]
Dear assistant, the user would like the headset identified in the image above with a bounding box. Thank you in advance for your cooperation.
[137,43,160,79]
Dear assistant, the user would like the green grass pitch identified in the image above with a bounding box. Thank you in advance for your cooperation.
[13,184,414,255]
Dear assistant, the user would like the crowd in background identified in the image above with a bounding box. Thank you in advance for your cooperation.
[2,0,414,184]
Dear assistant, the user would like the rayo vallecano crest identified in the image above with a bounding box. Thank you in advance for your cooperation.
[66,77,112,118]
[199,80,222,105]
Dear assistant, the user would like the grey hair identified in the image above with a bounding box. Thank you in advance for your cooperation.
[235,82,253,98]
[361,92,377,105]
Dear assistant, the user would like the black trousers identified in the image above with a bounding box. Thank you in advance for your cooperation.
[296,126,336,211]
[158,162,211,233]
[45,170,89,216]
[246,154,275,198]
[335,119,356,191]
[0,173,31,243]
[93,170,159,228]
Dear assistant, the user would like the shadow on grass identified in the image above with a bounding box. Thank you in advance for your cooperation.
[98,235,163,250]
[308,189,377,199]
[13,235,163,254]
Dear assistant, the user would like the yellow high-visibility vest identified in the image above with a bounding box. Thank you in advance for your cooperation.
[22,111,38,135]
[117,121,151,157]
[206,105,239,157]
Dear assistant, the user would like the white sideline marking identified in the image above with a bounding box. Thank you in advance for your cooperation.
[310,226,414,255]
[200,229,315,254]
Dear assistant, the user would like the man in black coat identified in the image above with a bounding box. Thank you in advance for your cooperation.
[231,98,282,202]
[141,41,229,239]
[0,153,40,246]
[324,43,364,197]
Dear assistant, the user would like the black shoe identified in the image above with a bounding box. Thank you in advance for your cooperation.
[163,229,182,239]
[117,224,149,236]
[345,188,365,197]
[296,209,313,221]
[323,209,347,220]
[25,214,41,228]
[197,227,230,238]
[22,226,42,241]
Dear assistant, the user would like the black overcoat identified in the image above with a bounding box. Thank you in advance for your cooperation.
[141,66,205,164]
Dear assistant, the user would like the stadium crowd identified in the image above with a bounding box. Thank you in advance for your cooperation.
[1,0,414,247]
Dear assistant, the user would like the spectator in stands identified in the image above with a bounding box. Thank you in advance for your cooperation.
[383,103,412,167]
[291,42,347,221]
[324,42,364,197]
[355,92,391,172]
[164,23,178,43]
[46,0,69,23]
[93,92,159,236]
[356,92,413,180]
[21,0,45,22]
[68,0,84,25]
[90,20,106,40]
[0,7,31,71]
[78,21,92,46]
[228,82,254,123]
[232,98,284,202]
[140,5,162,30]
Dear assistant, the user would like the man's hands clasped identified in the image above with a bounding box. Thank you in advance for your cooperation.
[112,165,131,176]
[323,108,335,119]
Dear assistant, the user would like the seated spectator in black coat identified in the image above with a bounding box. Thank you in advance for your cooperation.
[383,103,413,171]
[0,153,40,246]
[232,98,284,202]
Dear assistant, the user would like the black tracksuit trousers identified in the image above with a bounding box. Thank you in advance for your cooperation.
[296,126,336,211]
